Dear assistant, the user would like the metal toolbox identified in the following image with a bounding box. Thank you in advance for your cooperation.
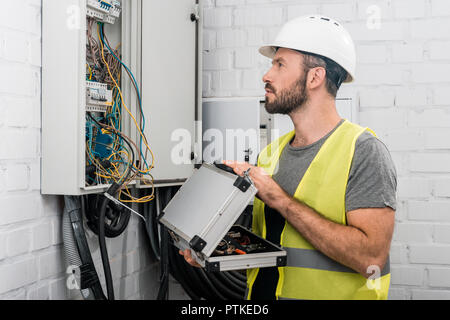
[159,163,287,272]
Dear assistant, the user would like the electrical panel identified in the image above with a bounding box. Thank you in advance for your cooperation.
[202,98,260,165]
[86,0,122,24]
[85,81,113,112]
[42,0,202,195]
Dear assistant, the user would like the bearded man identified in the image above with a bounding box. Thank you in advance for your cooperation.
[182,15,397,300]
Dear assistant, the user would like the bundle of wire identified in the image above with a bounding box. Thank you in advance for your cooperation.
[84,18,161,300]
[85,18,156,204]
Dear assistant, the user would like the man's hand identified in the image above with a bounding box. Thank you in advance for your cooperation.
[179,161,290,270]
[179,249,202,268]
[223,160,289,211]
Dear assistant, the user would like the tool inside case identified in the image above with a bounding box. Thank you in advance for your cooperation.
[211,225,278,257]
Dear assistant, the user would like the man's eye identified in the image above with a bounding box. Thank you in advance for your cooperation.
[278,62,284,67]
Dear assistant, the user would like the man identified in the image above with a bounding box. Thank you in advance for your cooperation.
[181,15,397,300]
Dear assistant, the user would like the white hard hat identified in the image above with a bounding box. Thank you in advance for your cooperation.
[259,15,356,83]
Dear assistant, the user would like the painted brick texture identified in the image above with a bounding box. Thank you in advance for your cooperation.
[202,0,450,300]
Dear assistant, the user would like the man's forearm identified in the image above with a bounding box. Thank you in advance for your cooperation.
[223,160,391,278]
[275,195,383,277]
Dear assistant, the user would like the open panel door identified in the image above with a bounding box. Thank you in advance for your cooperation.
[140,0,201,187]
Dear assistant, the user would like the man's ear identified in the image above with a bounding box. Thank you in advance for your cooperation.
[307,67,327,90]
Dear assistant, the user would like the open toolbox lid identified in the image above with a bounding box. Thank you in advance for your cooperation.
[159,163,258,258]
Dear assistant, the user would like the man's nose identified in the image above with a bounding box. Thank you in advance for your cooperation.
[262,68,272,84]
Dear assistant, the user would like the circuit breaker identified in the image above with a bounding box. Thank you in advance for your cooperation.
[42,0,202,195]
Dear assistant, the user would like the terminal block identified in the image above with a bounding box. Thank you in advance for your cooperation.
[109,1,122,18]
[86,81,113,112]
[86,0,122,24]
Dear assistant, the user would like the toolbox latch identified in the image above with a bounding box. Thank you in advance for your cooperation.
[205,261,220,273]
[277,255,287,267]
[189,235,207,252]
[233,176,251,193]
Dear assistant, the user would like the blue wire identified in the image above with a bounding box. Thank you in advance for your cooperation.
[100,26,148,170]
[99,23,150,170]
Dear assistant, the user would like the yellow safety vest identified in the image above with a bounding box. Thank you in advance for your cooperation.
[246,119,391,300]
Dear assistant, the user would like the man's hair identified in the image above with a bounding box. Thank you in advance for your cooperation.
[300,51,348,98]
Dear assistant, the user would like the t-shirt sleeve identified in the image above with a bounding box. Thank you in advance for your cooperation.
[345,131,398,212]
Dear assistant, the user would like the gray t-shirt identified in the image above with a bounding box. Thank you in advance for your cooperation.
[273,119,397,212]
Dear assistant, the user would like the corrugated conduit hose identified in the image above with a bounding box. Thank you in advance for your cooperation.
[63,196,106,300]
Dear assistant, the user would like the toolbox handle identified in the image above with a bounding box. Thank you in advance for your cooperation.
[212,162,253,193]
[213,162,238,175]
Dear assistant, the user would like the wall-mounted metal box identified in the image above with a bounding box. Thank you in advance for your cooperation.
[42,0,202,195]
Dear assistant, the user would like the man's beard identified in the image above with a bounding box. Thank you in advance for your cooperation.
[265,73,308,115]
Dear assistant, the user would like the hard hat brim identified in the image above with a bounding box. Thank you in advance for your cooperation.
[259,45,277,60]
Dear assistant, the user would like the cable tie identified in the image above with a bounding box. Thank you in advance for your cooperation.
[104,192,147,222]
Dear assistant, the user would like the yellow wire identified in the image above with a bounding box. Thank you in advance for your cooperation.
[119,190,155,203]
[86,141,112,177]
[86,63,93,80]
[97,24,156,174]
[94,24,156,204]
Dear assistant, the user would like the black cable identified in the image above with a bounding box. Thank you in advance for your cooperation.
[98,183,121,300]
[170,244,211,299]
[143,198,160,260]
[230,270,247,282]
[224,271,247,289]
[98,196,114,300]
[195,268,226,300]
[221,272,246,294]
[157,188,171,300]
[182,263,211,299]
[157,225,169,300]
[207,271,243,300]
[168,244,201,300]
[84,194,131,238]
[87,113,134,299]
[151,195,161,257]
[88,112,134,300]
[214,271,245,296]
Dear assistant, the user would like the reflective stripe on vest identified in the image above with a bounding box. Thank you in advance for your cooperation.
[284,247,390,275]
[246,119,390,300]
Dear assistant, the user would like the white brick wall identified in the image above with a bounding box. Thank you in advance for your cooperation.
[203,0,450,300]
[3,0,450,301]
[0,0,180,300]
